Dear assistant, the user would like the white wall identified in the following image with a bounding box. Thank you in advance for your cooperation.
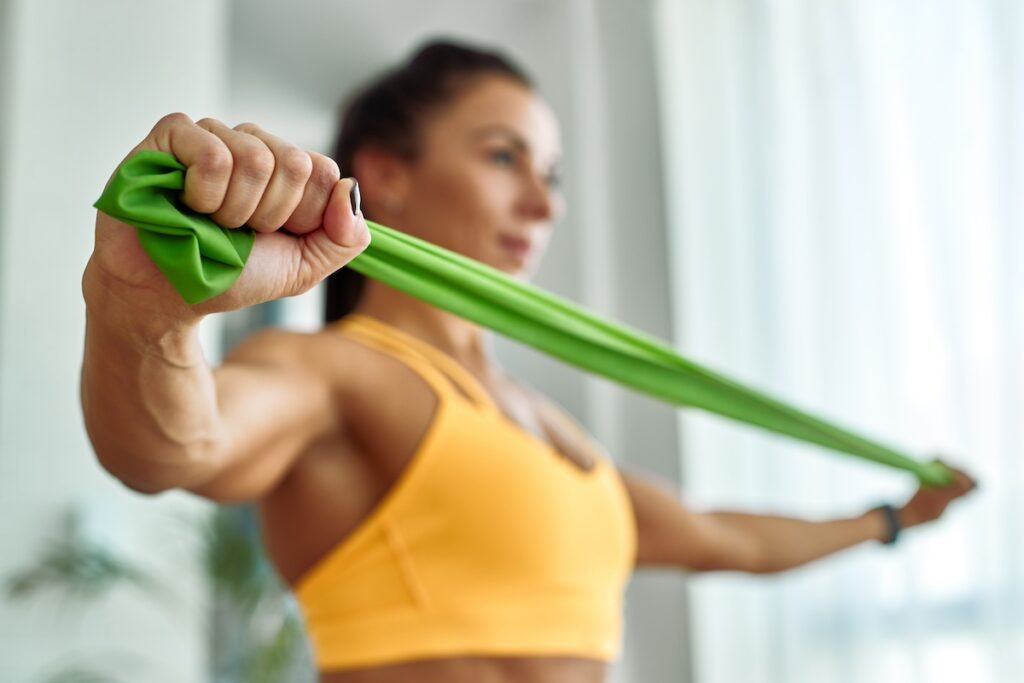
[0,1,228,680]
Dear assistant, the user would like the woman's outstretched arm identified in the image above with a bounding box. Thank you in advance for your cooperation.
[620,467,976,573]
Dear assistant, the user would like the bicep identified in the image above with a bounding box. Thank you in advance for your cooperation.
[185,332,339,503]
[619,470,761,572]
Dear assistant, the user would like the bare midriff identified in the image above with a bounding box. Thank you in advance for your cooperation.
[320,656,607,683]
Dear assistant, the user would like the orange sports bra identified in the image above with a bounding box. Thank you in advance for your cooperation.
[294,313,637,671]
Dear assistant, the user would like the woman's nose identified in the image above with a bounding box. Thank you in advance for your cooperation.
[521,172,558,221]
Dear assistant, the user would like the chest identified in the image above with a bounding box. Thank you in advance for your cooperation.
[348,357,597,480]
[262,341,617,585]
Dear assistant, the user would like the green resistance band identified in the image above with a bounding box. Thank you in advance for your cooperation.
[94,150,953,486]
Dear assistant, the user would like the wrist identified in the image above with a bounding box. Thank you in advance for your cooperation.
[83,261,204,349]
[869,504,902,545]
[83,275,205,369]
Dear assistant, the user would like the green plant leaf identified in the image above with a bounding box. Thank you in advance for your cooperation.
[6,538,160,605]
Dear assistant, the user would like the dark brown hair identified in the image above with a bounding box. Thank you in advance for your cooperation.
[323,39,532,323]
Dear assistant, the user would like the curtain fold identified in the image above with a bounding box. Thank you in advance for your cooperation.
[655,1,1023,681]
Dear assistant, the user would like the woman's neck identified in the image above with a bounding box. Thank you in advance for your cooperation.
[351,279,496,373]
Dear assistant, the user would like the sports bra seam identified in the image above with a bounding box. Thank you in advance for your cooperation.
[292,399,466,596]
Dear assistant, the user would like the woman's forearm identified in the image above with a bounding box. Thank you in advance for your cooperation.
[705,509,888,574]
[80,272,222,493]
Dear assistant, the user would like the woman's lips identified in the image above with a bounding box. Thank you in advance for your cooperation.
[498,235,534,265]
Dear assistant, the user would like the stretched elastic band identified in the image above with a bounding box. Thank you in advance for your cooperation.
[93,150,953,486]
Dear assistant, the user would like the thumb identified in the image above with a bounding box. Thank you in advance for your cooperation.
[297,178,371,288]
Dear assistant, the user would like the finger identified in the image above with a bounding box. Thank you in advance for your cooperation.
[285,152,342,234]
[142,112,233,214]
[321,178,370,249]
[934,458,970,491]
[290,178,369,292]
[941,466,975,494]
[944,462,980,491]
[233,123,313,231]
[196,118,275,229]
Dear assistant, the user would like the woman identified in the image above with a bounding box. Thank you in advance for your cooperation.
[81,41,975,683]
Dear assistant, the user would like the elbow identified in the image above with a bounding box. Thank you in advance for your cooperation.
[740,545,782,575]
[90,432,217,496]
[684,552,761,575]
[94,449,171,495]
[720,540,774,573]
[742,547,798,575]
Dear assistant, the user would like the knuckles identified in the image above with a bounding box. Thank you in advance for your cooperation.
[234,142,276,181]
[279,147,314,184]
[194,145,233,178]
[154,111,193,132]
[309,154,341,191]
[233,121,261,135]
[194,116,223,130]
[148,115,342,231]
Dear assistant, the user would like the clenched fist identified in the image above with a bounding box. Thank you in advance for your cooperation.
[899,461,978,529]
[84,113,369,327]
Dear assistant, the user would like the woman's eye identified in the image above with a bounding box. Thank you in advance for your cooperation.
[489,149,516,166]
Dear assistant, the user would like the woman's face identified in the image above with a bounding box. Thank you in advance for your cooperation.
[385,75,563,278]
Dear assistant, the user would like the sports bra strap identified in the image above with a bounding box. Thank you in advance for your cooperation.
[334,314,500,415]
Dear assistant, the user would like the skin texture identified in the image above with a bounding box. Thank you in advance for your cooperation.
[81,76,977,683]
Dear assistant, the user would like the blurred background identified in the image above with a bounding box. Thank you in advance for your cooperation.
[0,0,1020,681]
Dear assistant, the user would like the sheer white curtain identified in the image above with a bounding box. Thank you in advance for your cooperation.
[655,1,1023,682]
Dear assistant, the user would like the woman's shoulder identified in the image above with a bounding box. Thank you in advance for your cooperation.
[221,323,379,386]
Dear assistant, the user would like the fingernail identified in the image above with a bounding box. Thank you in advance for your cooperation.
[348,178,361,215]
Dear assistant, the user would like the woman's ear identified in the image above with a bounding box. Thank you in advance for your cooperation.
[351,146,412,218]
